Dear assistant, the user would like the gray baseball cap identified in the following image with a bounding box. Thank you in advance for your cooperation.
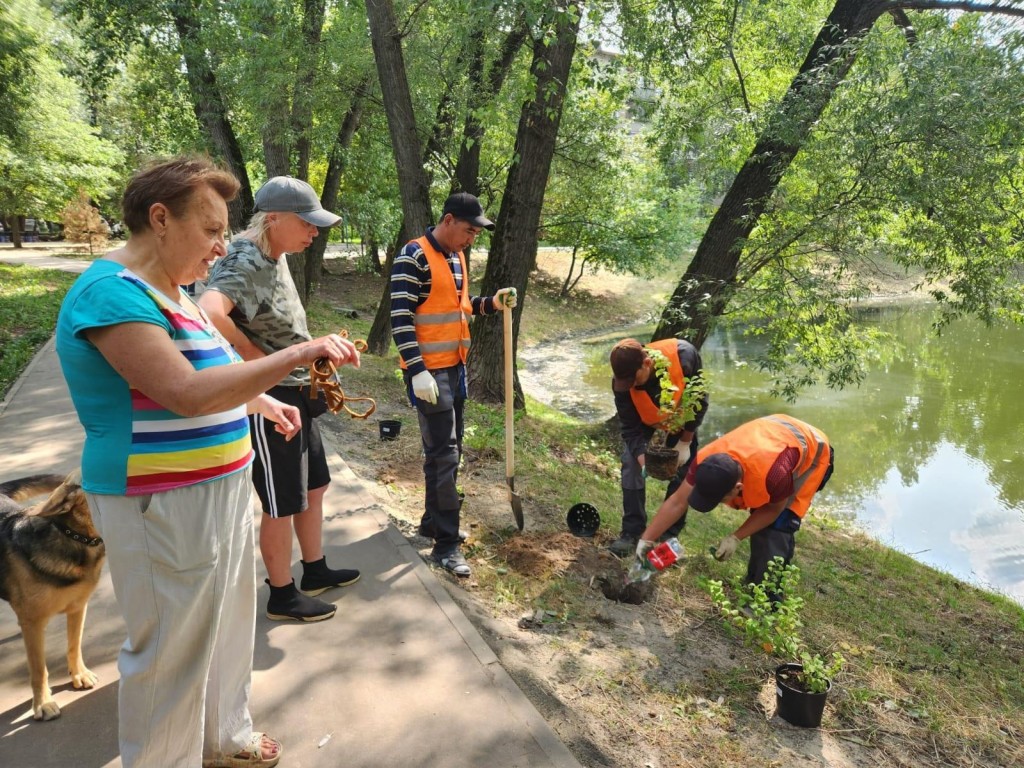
[254,176,341,228]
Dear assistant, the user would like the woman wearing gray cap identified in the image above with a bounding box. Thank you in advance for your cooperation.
[200,176,362,622]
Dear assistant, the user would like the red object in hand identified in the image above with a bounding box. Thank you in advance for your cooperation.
[646,539,684,570]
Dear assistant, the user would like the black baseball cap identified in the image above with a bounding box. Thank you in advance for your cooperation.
[442,192,495,231]
[688,454,742,512]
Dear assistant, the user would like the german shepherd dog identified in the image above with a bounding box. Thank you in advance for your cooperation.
[0,471,105,720]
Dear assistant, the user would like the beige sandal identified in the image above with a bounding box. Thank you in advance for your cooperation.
[202,733,282,768]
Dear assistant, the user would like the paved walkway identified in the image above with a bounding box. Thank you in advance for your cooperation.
[0,252,582,768]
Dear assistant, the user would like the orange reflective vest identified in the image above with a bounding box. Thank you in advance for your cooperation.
[399,236,472,370]
[631,339,686,430]
[696,414,830,518]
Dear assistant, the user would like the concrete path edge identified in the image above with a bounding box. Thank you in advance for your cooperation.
[325,453,581,768]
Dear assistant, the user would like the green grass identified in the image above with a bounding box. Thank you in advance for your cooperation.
[0,263,79,398]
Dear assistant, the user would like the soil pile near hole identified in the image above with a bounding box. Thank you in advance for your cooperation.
[497,533,654,603]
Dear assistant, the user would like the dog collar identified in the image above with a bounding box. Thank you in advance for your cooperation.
[57,523,103,547]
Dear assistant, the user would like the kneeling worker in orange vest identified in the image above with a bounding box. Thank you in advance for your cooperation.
[637,414,834,591]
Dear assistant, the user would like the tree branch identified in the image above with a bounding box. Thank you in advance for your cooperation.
[890,0,1024,17]
[725,0,751,114]
[397,0,431,38]
[888,8,918,45]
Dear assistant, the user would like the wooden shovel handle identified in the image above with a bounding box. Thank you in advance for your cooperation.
[503,307,514,479]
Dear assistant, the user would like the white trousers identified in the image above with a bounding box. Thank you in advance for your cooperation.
[89,470,256,767]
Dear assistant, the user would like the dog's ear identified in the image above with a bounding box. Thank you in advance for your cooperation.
[34,473,83,518]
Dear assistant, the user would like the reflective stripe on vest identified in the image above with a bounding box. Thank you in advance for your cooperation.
[763,415,827,501]
[696,414,830,517]
[630,339,686,430]
[400,236,472,370]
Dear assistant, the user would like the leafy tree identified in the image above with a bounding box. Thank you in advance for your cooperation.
[630,0,1024,397]
[59,0,381,301]
[731,12,1024,397]
[0,0,120,248]
[60,0,254,226]
[0,1,35,141]
[541,80,699,295]
[362,0,436,354]
[94,41,206,167]
[362,0,533,353]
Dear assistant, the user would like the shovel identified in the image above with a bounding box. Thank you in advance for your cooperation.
[503,305,525,531]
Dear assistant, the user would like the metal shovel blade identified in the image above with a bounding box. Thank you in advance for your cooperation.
[504,307,524,531]
[507,475,523,531]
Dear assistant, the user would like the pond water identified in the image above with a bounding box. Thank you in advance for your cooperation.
[519,303,1024,605]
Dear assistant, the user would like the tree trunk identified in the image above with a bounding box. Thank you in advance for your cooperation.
[653,0,889,346]
[469,1,583,405]
[11,216,23,249]
[171,5,253,231]
[293,0,327,181]
[262,132,291,179]
[364,0,436,354]
[452,26,486,201]
[560,245,580,296]
[304,77,369,302]
[263,0,328,302]
[254,2,295,180]
[452,16,528,198]
[367,234,383,273]
[452,18,529,274]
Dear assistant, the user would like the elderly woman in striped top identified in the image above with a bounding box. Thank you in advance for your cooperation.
[55,156,359,768]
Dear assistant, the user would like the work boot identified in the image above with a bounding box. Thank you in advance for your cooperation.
[433,548,471,578]
[299,557,360,596]
[265,579,336,622]
[609,535,638,558]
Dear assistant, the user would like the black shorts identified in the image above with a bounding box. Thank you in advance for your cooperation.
[249,384,331,518]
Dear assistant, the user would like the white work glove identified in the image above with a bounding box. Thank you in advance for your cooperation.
[635,539,655,559]
[494,287,517,310]
[714,534,740,561]
[411,370,439,405]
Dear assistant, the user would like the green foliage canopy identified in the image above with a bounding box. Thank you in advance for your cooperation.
[0,0,121,223]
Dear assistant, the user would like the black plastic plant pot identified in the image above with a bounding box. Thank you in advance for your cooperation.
[645,446,679,481]
[378,419,402,441]
[775,663,830,728]
[566,503,600,537]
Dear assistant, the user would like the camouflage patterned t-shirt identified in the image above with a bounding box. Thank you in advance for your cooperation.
[203,238,311,386]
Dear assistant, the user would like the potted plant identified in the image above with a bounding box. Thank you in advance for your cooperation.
[705,557,844,728]
[644,350,708,480]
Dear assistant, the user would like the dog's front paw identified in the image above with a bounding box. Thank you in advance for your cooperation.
[33,698,61,721]
[70,666,98,690]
